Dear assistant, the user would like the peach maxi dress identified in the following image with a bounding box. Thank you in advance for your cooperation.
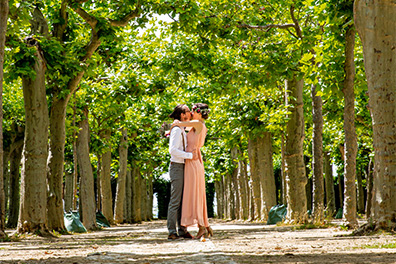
[181,123,209,227]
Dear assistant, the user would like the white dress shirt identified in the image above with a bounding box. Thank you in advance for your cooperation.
[169,126,193,163]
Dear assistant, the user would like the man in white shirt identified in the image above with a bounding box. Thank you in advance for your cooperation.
[167,104,197,240]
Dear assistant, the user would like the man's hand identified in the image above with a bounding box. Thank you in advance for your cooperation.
[191,149,199,160]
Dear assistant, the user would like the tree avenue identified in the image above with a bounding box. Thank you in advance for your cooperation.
[0,0,394,239]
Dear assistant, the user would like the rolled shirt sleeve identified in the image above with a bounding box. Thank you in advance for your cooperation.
[169,127,193,162]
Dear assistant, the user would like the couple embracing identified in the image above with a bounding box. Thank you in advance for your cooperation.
[167,103,213,240]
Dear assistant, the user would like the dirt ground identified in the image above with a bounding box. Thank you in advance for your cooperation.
[1,219,396,264]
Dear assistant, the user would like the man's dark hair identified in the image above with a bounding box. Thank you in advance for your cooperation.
[169,104,188,120]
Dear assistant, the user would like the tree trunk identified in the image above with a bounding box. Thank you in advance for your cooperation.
[311,84,325,224]
[285,77,307,224]
[248,132,276,221]
[131,165,142,223]
[101,130,113,224]
[147,173,153,220]
[238,148,249,220]
[214,180,223,218]
[365,157,374,218]
[7,145,23,228]
[96,156,102,211]
[224,174,232,219]
[337,175,344,211]
[355,0,396,229]
[281,134,287,205]
[324,151,336,218]
[114,128,128,224]
[6,123,24,228]
[64,162,74,213]
[76,108,97,231]
[0,0,8,238]
[47,98,68,231]
[342,25,358,228]
[141,175,148,221]
[356,166,365,214]
[229,172,236,220]
[18,38,49,235]
[306,174,312,213]
[3,151,9,218]
[231,147,240,219]
[260,132,276,221]
[247,139,262,220]
[72,94,78,210]
[124,166,132,222]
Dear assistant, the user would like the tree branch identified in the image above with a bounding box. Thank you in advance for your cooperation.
[67,1,142,95]
[53,0,69,40]
[73,7,98,29]
[237,22,296,31]
[286,27,298,39]
[290,5,302,39]
[109,6,141,27]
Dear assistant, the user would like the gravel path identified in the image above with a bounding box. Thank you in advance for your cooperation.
[1,219,396,263]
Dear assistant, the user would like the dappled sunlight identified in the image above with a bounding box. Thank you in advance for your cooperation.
[2,219,396,263]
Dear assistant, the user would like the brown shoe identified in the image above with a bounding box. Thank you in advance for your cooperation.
[168,233,181,240]
[180,232,194,239]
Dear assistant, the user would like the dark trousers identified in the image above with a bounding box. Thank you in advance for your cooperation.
[167,162,187,236]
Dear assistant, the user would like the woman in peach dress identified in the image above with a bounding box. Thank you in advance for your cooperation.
[172,103,213,239]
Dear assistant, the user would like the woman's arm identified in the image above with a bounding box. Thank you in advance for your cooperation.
[172,120,203,134]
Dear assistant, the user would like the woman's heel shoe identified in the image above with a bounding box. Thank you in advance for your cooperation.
[206,226,213,237]
[195,226,207,239]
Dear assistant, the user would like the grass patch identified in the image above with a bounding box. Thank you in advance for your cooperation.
[281,222,337,231]
[360,242,396,249]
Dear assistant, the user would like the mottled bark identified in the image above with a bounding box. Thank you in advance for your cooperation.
[238,149,250,220]
[96,156,102,211]
[18,38,49,235]
[355,0,396,229]
[64,162,74,213]
[47,98,68,231]
[226,175,231,219]
[285,77,307,224]
[7,139,23,228]
[147,174,153,220]
[356,168,365,214]
[6,124,24,228]
[281,134,287,205]
[3,151,9,218]
[261,133,276,220]
[141,175,148,221]
[76,108,97,231]
[365,157,374,218]
[114,128,128,224]
[342,25,358,228]
[324,152,336,218]
[72,95,78,210]
[231,148,239,220]
[0,0,8,238]
[247,139,261,220]
[131,165,142,223]
[124,166,132,222]
[101,130,113,224]
[248,132,276,221]
[311,84,324,224]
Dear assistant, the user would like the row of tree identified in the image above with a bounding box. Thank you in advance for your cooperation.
[0,0,395,239]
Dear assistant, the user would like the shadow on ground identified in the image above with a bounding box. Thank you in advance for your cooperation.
[1,251,396,264]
